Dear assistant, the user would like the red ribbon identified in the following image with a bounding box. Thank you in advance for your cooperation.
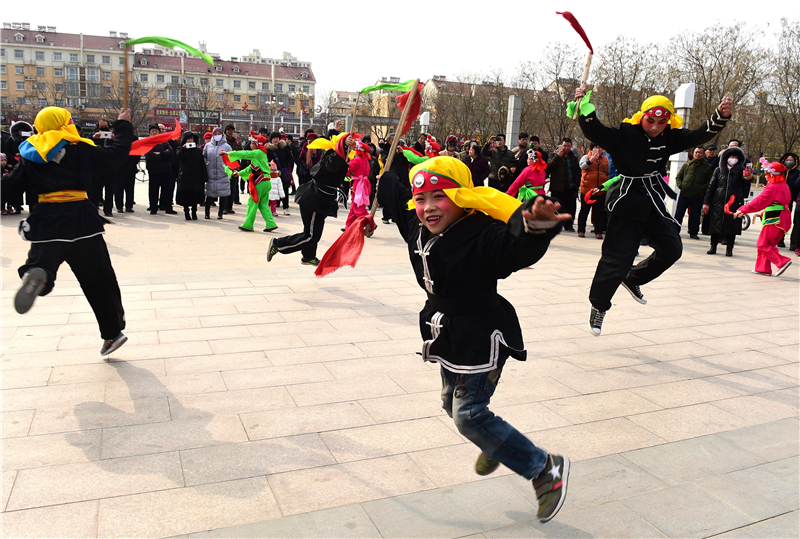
[556,11,593,53]
[129,118,182,155]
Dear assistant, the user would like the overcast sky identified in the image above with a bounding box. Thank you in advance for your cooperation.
[3,1,792,103]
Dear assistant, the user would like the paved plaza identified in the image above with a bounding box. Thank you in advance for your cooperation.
[1,181,798,538]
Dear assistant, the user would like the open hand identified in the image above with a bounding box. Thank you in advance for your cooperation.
[523,196,573,223]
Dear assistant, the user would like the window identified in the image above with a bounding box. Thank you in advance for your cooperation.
[217,93,224,101]
[15,66,24,75]
[66,67,79,80]
[232,66,240,73]
[188,88,199,100]
[289,84,296,92]
[118,57,124,65]
[15,50,24,59]
[54,68,63,77]
[55,83,63,92]
[183,76,193,85]
[139,59,147,66]
[0,65,5,74]
[67,98,79,107]
[233,94,241,102]
[261,82,269,91]
[87,84,100,97]
[103,86,111,94]
[36,67,45,76]
[16,81,25,90]
[86,54,95,63]
[36,35,45,43]
[248,81,255,89]
[157,89,165,98]
[275,83,282,92]
[140,88,148,97]
[0,81,5,90]
[233,80,241,88]
[35,51,44,60]
[200,78,208,86]
[0,49,4,57]
[55,98,64,106]
[53,52,62,61]
[86,68,100,82]
[288,98,296,106]
[119,72,124,81]
[304,100,309,107]
[249,95,255,103]
[38,98,46,106]
[171,75,179,84]
[102,55,110,64]
[140,74,149,82]
[17,97,25,104]
[66,82,79,95]
[168,88,179,102]
[15,34,24,42]
[102,71,110,80]
[157,74,165,83]
[216,79,223,87]
[69,53,78,62]
[302,85,310,93]
[37,82,46,91]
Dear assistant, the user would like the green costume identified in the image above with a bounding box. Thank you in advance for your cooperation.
[226,149,277,231]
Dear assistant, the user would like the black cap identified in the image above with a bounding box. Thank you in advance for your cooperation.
[705,143,717,150]
[225,124,236,132]
[147,123,160,131]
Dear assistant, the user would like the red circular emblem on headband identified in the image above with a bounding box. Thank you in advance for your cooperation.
[411,169,462,195]
[643,106,670,119]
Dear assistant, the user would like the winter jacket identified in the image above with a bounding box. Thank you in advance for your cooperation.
[579,153,609,194]
[268,171,285,201]
[676,157,714,199]
[462,153,491,187]
[481,143,517,182]
[203,138,232,197]
[704,147,748,236]
[547,151,581,192]
[145,142,174,181]
[268,140,293,171]
[780,153,800,203]
[176,132,209,195]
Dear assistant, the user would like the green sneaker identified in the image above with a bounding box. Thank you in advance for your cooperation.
[301,257,320,266]
[266,238,278,262]
[475,451,500,476]
[532,454,570,523]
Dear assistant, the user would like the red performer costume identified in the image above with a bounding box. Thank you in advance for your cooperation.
[344,139,372,229]
[735,160,793,276]
[507,150,547,200]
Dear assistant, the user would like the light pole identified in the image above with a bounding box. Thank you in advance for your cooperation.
[270,96,283,132]
[291,91,308,135]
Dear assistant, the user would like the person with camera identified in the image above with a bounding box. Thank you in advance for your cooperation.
[91,119,117,217]
[145,123,177,215]
[176,132,208,221]
[547,138,580,232]
[481,134,516,189]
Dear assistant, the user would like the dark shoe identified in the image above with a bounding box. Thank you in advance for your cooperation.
[776,259,792,277]
[475,451,500,476]
[104,211,113,217]
[150,210,158,215]
[621,280,647,304]
[263,226,278,232]
[191,210,197,220]
[227,210,236,214]
[184,209,191,221]
[14,268,47,314]
[341,227,347,232]
[381,218,391,225]
[301,257,320,266]
[266,238,277,262]
[726,246,733,257]
[689,234,700,240]
[721,238,727,245]
[238,226,254,232]
[116,207,124,214]
[125,208,134,213]
[563,228,575,232]
[205,208,210,219]
[707,245,717,255]
[532,454,570,523]
[100,332,128,356]
[165,209,178,215]
[778,239,786,248]
[577,232,585,238]
[589,307,605,336]
[217,214,223,220]
[234,201,242,205]
[146,207,154,212]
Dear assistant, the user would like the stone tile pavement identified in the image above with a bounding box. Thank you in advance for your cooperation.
[1,182,797,537]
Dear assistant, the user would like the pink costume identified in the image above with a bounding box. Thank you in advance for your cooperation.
[507,166,546,199]
[345,155,371,229]
[737,168,792,275]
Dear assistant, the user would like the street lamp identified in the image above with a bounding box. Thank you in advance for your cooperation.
[269,96,283,132]
[291,91,308,135]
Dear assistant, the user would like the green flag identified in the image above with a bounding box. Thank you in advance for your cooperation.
[124,36,215,66]
[359,80,416,94]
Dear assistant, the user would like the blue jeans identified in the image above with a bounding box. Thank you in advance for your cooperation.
[440,365,548,480]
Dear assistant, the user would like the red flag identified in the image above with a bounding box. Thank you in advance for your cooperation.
[396,82,424,136]
[130,118,182,155]
[556,11,593,53]
[314,215,376,277]
[221,153,240,170]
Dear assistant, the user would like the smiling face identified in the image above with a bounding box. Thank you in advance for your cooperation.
[641,115,669,137]
[413,190,466,235]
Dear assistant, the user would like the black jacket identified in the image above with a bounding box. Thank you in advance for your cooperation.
[704,147,747,237]
[547,151,581,192]
[481,143,517,181]
[176,133,209,194]
[293,149,348,217]
[378,169,561,373]
[145,142,174,180]
[2,120,135,242]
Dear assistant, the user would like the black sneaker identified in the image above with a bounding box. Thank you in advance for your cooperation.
[475,451,500,476]
[100,332,128,356]
[266,237,277,262]
[621,280,647,304]
[381,218,390,225]
[165,209,178,215]
[125,208,134,213]
[589,307,605,336]
[263,226,278,232]
[14,268,47,314]
[238,226,254,232]
[301,257,320,266]
[532,454,570,523]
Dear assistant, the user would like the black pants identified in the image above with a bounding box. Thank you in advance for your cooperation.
[273,206,326,260]
[205,196,227,218]
[114,171,135,211]
[551,188,578,230]
[18,235,125,340]
[280,168,292,210]
[589,212,683,311]
[710,234,736,248]
[226,177,240,210]
[675,194,703,237]
[149,175,175,211]
[577,197,606,234]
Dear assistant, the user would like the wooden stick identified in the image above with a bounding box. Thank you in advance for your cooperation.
[349,92,360,135]
[572,52,593,120]
[369,78,420,218]
[123,46,130,110]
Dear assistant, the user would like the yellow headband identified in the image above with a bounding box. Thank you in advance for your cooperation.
[622,95,683,129]
[406,156,521,223]
[28,106,95,162]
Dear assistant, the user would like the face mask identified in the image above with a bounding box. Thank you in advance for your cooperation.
[727,157,739,166]
[213,135,223,142]
[785,160,795,168]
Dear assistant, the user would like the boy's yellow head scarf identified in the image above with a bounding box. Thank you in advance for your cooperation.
[407,156,521,223]
[27,107,95,162]
[623,96,683,129]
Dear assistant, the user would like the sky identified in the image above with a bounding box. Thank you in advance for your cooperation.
[3,1,793,104]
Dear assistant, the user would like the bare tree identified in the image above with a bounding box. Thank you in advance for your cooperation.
[98,74,159,134]
[766,18,800,154]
